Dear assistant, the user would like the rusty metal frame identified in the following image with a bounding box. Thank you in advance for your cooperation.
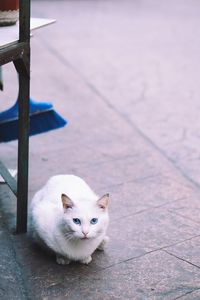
[0,0,30,233]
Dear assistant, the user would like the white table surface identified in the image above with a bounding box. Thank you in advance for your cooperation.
[0,18,56,49]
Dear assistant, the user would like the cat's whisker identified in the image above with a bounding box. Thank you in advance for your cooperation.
[63,233,73,239]
[63,232,77,242]
[64,236,73,242]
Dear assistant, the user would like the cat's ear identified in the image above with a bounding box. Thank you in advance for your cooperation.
[97,193,109,210]
[61,194,73,211]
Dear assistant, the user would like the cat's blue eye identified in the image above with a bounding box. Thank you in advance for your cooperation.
[73,218,81,225]
[90,218,98,225]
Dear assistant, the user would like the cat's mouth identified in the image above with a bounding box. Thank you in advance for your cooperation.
[81,236,89,240]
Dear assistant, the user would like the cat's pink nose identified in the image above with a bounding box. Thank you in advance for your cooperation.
[82,230,89,237]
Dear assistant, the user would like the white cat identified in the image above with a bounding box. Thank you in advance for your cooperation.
[30,175,109,265]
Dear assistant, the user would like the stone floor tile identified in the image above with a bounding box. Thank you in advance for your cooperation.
[18,250,200,300]
[0,211,26,300]
[101,175,196,221]
[164,197,200,225]
[175,289,200,300]
[108,207,200,254]
[164,236,200,269]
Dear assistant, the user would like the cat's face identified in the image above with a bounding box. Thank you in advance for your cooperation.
[61,194,109,240]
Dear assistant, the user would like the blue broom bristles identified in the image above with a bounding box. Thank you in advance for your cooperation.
[0,98,67,142]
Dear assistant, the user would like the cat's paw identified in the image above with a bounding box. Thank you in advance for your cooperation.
[56,255,70,265]
[81,256,92,265]
[97,236,109,251]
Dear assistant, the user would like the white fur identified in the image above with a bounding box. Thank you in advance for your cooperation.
[30,175,109,264]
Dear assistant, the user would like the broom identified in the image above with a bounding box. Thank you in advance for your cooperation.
[0,98,67,142]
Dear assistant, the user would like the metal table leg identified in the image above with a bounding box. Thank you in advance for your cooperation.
[15,0,30,233]
[0,0,31,233]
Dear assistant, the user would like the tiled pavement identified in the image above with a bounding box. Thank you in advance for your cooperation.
[1,0,200,299]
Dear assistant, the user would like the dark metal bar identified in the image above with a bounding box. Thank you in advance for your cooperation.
[16,0,30,234]
[0,42,28,66]
[14,54,30,78]
[0,162,17,196]
[19,0,31,43]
